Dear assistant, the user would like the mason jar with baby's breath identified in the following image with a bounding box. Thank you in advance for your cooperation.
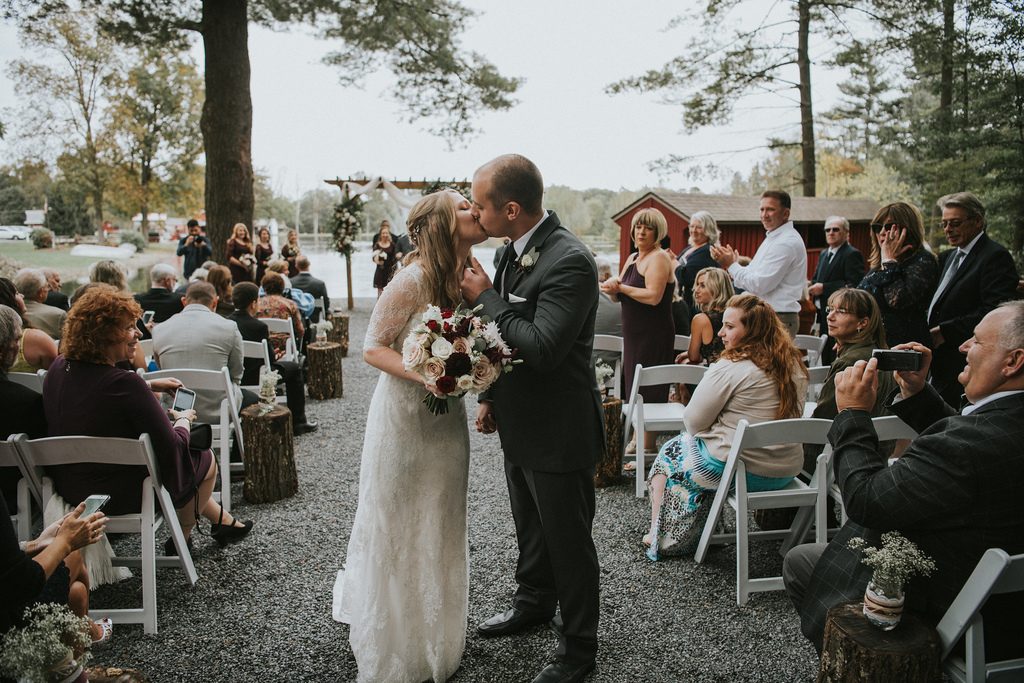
[258,367,281,413]
[849,532,936,630]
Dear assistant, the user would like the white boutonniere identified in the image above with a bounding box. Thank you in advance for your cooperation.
[515,247,540,273]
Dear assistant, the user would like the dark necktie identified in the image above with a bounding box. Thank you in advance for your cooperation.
[502,244,517,297]
[928,250,965,321]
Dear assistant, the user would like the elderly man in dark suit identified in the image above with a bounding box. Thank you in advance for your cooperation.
[784,301,1024,660]
[134,263,184,338]
[289,255,329,323]
[808,216,865,362]
[927,192,1019,407]
[461,155,603,683]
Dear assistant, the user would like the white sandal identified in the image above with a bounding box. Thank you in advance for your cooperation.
[91,617,114,647]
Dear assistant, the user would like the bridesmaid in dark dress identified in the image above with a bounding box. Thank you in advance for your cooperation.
[371,222,398,297]
[601,207,675,455]
[856,202,939,348]
[281,228,301,277]
[226,223,256,285]
[254,227,274,284]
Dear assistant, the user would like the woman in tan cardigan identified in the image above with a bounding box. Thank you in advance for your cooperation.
[644,293,808,560]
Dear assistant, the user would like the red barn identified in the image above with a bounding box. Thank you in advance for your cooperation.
[611,192,880,278]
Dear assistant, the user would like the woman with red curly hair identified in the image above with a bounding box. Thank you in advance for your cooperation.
[644,293,808,559]
[43,285,252,552]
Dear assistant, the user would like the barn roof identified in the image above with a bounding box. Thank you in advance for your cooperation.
[611,191,880,224]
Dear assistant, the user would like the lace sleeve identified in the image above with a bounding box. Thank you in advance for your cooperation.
[364,264,425,350]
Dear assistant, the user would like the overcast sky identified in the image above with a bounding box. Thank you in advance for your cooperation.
[0,1,852,199]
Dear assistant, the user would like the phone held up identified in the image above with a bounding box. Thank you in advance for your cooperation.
[171,387,197,412]
[872,349,923,372]
[142,310,155,325]
[81,494,110,517]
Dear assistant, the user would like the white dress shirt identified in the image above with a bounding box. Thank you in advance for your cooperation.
[727,221,808,313]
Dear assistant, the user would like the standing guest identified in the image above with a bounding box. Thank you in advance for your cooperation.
[42,268,69,311]
[371,221,398,296]
[394,230,414,264]
[254,227,274,284]
[226,222,255,284]
[14,268,66,340]
[206,265,235,318]
[808,216,866,362]
[857,202,939,348]
[88,260,129,292]
[493,237,511,270]
[173,265,209,297]
[228,283,317,435]
[675,210,720,308]
[0,279,58,373]
[280,227,301,277]
[601,207,675,456]
[926,192,1019,407]
[291,255,330,323]
[645,293,807,560]
[134,263,183,326]
[176,219,211,279]
[676,267,733,366]
[256,273,304,359]
[44,285,252,550]
[712,191,807,337]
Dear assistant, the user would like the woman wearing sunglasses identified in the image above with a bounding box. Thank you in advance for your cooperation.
[856,202,939,347]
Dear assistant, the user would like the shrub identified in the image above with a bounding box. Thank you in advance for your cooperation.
[29,228,53,249]
[117,230,146,252]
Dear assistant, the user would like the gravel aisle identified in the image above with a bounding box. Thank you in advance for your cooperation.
[90,299,819,681]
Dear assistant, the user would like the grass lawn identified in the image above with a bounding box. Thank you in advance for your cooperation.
[0,240,178,281]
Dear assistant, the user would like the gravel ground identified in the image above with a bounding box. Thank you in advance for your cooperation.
[90,299,820,682]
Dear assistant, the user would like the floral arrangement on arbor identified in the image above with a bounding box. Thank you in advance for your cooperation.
[332,193,364,257]
[420,179,472,196]
[0,603,92,683]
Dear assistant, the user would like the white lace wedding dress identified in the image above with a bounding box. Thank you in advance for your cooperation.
[332,262,470,683]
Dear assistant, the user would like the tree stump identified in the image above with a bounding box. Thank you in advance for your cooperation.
[307,341,343,399]
[240,403,297,504]
[327,312,349,356]
[595,395,623,487]
[817,602,941,683]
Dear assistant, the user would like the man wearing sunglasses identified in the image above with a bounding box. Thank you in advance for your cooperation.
[927,192,1018,406]
[808,216,865,362]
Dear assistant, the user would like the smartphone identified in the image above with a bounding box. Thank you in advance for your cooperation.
[171,387,197,412]
[82,494,110,516]
[872,349,923,372]
[142,310,155,325]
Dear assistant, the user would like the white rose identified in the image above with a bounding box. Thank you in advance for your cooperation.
[456,375,475,392]
[520,253,535,269]
[423,305,443,324]
[423,357,446,382]
[402,335,428,370]
[430,336,454,360]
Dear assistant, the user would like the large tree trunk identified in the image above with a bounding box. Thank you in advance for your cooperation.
[797,0,816,197]
[200,0,254,262]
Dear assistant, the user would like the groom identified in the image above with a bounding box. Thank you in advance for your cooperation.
[461,154,604,683]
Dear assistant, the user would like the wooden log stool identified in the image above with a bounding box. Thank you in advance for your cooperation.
[817,602,941,682]
[240,403,298,504]
[594,395,623,487]
[307,340,343,399]
[327,311,349,357]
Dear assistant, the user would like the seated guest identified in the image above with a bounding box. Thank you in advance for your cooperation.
[257,273,304,359]
[152,282,252,421]
[44,285,252,549]
[676,267,733,366]
[266,259,292,291]
[0,491,110,640]
[174,267,209,297]
[14,268,65,340]
[228,283,317,435]
[290,255,329,323]
[784,302,1024,659]
[0,278,58,373]
[88,260,129,292]
[645,293,807,559]
[42,268,69,311]
[206,265,235,318]
[134,263,183,326]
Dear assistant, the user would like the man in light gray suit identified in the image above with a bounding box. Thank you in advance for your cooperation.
[14,268,66,339]
[152,281,250,421]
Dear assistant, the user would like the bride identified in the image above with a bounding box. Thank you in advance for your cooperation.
[333,190,487,682]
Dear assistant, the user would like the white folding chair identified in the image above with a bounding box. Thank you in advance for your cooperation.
[138,339,154,368]
[139,367,244,512]
[622,363,708,497]
[14,433,198,634]
[241,339,285,404]
[673,335,691,353]
[1,435,41,542]
[937,548,1024,682]
[694,417,834,605]
[592,334,623,398]
[795,334,828,366]
[313,296,327,322]
[8,370,45,393]
[260,317,299,362]
[805,365,831,408]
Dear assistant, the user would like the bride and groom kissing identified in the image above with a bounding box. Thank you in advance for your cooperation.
[332,154,605,683]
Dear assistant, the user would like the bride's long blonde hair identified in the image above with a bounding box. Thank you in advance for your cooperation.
[406,191,462,308]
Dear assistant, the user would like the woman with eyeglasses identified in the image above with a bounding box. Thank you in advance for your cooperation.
[856,202,938,348]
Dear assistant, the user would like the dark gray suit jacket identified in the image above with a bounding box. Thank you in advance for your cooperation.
[477,212,604,473]
[811,242,865,330]
[290,272,329,322]
[800,387,1024,656]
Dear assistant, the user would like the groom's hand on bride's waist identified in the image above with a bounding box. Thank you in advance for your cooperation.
[476,401,496,434]
[460,257,493,304]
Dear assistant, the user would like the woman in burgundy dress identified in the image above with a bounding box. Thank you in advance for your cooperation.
[601,207,675,456]
[254,227,275,284]
[226,222,256,284]
[371,221,399,297]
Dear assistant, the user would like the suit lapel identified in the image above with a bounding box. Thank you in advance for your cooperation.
[505,212,562,295]
[934,234,985,311]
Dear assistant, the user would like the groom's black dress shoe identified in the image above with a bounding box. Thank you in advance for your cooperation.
[531,659,595,683]
[476,608,553,638]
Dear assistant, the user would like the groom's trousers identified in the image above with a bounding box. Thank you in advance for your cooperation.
[504,459,600,665]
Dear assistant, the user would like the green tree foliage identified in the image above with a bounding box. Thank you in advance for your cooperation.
[253,170,295,226]
[45,184,91,236]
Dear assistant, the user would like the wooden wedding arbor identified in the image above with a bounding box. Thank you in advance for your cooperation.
[324,177,472,308]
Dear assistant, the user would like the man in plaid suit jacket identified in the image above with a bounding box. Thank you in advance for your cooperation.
[784,301,1024,659]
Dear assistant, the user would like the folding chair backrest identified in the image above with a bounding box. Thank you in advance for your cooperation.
[674,335,691,352]
[8,371,44,393]
[242,340,268,369]
[871,415,918,441]
[314,297,326,319]
[795,334,827,366]
[806,365,830,385]
[592,334,623,354]
[260,317,298,359]
[634,363,707,390]
[2,434,42,508]
[731,417,833,452]
[22,434,159,474]
[138,338,154,361]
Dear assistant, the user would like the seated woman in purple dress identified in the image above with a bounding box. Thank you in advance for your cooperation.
[43,285,253,552]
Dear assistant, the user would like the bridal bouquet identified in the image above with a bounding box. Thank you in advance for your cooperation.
[403,304,518,415]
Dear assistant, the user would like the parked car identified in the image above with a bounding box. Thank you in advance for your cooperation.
[0,226,30,240]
